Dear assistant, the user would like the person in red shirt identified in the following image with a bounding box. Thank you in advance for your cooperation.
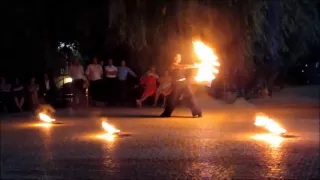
[136,66,159,107]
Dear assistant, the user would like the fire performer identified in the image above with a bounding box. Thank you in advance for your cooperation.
[160,54,202,118]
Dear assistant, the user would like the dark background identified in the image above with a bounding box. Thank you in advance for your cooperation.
[2,0,320,85]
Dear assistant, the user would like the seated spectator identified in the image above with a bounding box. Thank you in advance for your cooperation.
[153,71,172,107]
[12,78,25,112]
[28,77,39,111]
[0,77,11,112]
[136,66,158,107]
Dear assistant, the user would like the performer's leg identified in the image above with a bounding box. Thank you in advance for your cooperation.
[161,85,180,117]
[160,93,174,117]
[185,87,202,117]
[153,91,160,106]
[161,95,166,107]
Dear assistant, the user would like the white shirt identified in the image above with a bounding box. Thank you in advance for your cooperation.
[86,64,103,81]
[69,65,84,80]
[45,80,50,90]
[104,65,118,78]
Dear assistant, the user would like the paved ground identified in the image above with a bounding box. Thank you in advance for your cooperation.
[249,85,320,108]
[0,102,319,179]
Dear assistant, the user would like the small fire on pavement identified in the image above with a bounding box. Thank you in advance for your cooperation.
[254,115,286,135]
[96,121,120,141]
[35,104,56,128]
[36,113,55,128]
[252,133,284,148]
[252,115,287,147]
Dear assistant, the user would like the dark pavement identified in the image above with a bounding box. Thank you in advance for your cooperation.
[0,104,319,179]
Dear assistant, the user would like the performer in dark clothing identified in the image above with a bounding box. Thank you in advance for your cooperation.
[160,54,202,118]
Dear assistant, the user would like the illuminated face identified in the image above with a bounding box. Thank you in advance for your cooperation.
[174,54,181,64]
[121,60,126,66]
[108,59,113,65]
[73,59,79,65]
[93,58,98,64]
[44,74,48,80]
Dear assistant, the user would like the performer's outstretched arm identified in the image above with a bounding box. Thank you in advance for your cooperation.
[172,63,197,70]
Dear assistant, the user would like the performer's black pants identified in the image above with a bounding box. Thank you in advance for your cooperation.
[161,83,201,117]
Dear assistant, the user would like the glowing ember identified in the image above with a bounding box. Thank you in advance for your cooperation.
[254,115,286,135]
[38,113,55,123]
[98,121,120,141]
[193,41,220,85]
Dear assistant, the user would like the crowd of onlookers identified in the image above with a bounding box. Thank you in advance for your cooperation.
[70,57,173,108]
[0,74,57,113]
[0,56,173,114]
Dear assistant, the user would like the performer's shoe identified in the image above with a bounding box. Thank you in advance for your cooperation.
[160,113,171,117]
[192,113,202,118]
[136,100,142,108]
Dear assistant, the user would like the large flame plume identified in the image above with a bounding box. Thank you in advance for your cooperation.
[254,115,286,135]
[192,41,220,84]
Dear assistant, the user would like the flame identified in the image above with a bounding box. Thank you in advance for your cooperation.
[98,121,120,141]
[64,77,73,84]
[38,113,55,123]
[102,121,120,134]
[252,134,284,148]
[254,115,286,135]
[193,41,220,84]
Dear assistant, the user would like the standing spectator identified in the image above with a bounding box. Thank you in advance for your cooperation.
[40,73,57,105]
[117,60,137,105]
[69,58,85,106]
[153,71,172,107]
[12,78,25,112]
[136,66,159,107]
[28,77,39,111]
[104,59,117,105]
[86,57,103,105]
[0,77,11,112]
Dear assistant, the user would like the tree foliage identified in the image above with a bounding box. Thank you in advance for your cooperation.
[4,0,319,76]
[243,0,320,68]
[105,0,320,73]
